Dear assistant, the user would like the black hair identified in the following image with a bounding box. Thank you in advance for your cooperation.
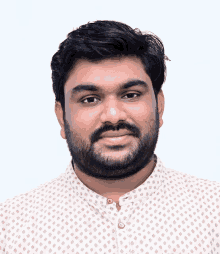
[51,20,170,112]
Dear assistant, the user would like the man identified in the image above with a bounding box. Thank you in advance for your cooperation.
[0,20,219,254]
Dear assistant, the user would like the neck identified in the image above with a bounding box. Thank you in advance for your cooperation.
[73,154,157,200]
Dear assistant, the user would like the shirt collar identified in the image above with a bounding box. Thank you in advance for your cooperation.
[65,154,165,207]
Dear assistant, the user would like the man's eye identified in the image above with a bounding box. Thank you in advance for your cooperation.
[123,93,141,99]
[80,93,141,105]
[81,97,99,104]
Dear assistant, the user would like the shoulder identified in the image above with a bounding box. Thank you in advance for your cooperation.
[0,172,68,251]
[0,172,67,226]
[164,167,220,202]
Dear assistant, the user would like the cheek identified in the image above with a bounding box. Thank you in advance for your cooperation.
[129,102,154,119]
[129,103,155,133]
[71,110,98,134]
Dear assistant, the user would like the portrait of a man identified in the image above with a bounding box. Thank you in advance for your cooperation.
[0,20,219,253]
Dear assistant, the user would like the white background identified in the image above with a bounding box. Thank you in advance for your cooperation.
[0,0,219,203]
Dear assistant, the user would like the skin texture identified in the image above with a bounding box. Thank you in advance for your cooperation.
[55,56,165,205]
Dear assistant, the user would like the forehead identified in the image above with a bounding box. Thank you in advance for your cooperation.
[65,56,152,94]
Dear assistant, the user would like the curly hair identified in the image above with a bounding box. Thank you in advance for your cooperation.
[51,20,170,112]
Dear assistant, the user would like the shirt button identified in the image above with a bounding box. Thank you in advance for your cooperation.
[118,222,125,229]
[107,198,113,204]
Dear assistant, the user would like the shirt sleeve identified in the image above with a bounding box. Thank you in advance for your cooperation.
[0,202,7,253]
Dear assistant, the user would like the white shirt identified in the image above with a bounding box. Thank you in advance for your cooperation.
[1,155,220,254]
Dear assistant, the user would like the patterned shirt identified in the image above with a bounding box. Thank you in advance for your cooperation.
[1,155,220,254]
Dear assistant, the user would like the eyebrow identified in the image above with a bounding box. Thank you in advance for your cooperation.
[70,79,149,98]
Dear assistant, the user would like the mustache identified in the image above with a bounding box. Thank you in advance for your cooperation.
[91,122,139,143]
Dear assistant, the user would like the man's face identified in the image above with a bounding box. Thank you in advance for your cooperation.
[55,56,164,180]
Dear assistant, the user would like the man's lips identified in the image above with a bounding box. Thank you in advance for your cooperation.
[100,130,133,138]
[99,134,133,145]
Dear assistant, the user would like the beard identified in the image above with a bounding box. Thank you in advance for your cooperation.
[63,106,160,181]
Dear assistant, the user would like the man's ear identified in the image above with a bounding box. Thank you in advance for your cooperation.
[55,101,66,139]
[157,90,165,128]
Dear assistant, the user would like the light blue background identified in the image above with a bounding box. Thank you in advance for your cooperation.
[0,0,219,203]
